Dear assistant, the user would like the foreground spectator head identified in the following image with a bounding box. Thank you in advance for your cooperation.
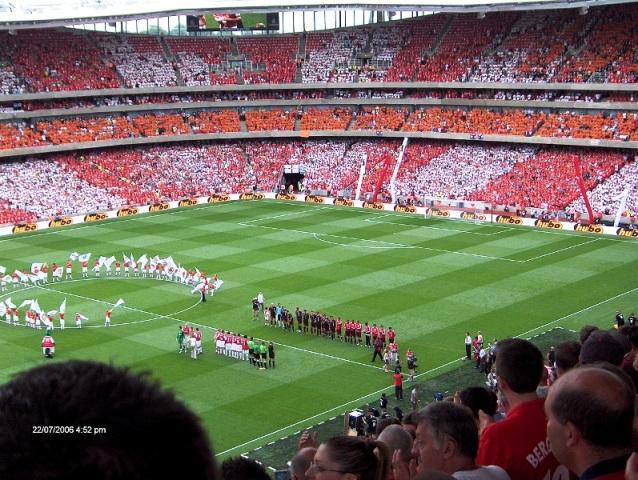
[554,340,581,377]
[290,447,317,480]
[411,402,508,477]
[545,364,635,477]
[579,330,626,366]
[579,325,599,344]
[0,360,217,480]
[401,410,419,439]
[221,456,270,480]
[376,416,401,436]
[377,424,413,463]
[495,338,544,394]
[307,436,390,480]
[457,386,497,419]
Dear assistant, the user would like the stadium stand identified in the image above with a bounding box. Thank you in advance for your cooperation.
[237,36,298,84]
[395,143,537,200]
[245,109,296,131]
[97,33,177,88]
[569,153,638,215]
[470,148,628,211]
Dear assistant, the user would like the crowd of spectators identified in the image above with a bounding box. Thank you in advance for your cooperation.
[237,36,298,84]
[394,144,536,201]
[0,30,120,93]
[299,107,353,130]
[0,6,637,95]
[97,34,177,88]
[0,158,128,219]
[569,153,638,216]
[245,109,296,131]
[302,30,368,83]
[0,138,637,223]
[470,148,628,211]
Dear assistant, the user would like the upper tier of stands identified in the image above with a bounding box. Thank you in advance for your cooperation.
[1,4,638,93]
[1,141,635,224]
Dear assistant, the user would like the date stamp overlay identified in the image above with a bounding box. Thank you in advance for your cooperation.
[32,425,107,435]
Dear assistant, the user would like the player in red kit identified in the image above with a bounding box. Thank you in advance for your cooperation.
[104,309,112,327]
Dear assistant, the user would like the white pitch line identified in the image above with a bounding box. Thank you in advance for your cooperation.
[239,206,332,224]
[515,286,638,338]
[522,238,601,262]
[238,222,521,262]
[363,217,512,236]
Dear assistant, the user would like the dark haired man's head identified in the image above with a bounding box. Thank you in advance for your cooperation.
[221,456,270,480]
[0,360,217,480]
[579,325,599,344]
[457,386,497,418]
[580,330,626,366]
[554,340,581,376]
[494,338,543,394]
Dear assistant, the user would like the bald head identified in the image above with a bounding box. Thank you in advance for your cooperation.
[377,424,413,463]
[290,447,316,480]
[547,365,635,449]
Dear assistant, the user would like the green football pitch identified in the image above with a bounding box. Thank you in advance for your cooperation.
[1,200,637,459]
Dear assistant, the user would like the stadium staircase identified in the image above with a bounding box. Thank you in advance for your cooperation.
[426,14,455,57]
[230,38,240,56]
[295,34,306,83]
[159,37,184,86]
[345,109,358,131]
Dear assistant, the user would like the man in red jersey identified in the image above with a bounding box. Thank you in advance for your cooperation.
[336,318,342,341]
[477,338,567,480]
[371,323,379,344]
[41,334,55,358]
[355,320,362,345]
[545,365,634,480]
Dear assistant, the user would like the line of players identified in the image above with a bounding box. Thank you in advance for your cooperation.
[3,308,88,330]
[253,300,398,348]
[177,324,203,360]
[213,329,275,369]
[1,258,217,289]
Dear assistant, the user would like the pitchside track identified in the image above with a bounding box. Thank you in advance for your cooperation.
[1,200,636,457]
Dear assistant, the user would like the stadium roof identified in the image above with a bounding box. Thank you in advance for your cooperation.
[0,0,633,29]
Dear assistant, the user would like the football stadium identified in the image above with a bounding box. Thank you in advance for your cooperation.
[0,0,637,478]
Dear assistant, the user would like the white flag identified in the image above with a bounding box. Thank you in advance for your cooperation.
[47,310,58,317]
[32,299,42,314]
[18,299,33,309]
[0,266,6,275]
[137,254,148,267]
[0,303,6,317]
[14,270,28,282]
[163,256,177,271]
[103,256,116,269]
[59,298,66,315]
[2,275,11,283]
[53,267,63,278]
[213,279,224,289]
[5,297,16,309]
[69,252,79,261]
[29,274,39,284]
[191,283,205,294]
[78,253,91,262]
[113,298,125,309]
[76,313,88,321]
[31,263,42,274]
[122,253,130,265]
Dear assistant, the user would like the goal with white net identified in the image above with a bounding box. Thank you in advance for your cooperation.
[422,197,493,224]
